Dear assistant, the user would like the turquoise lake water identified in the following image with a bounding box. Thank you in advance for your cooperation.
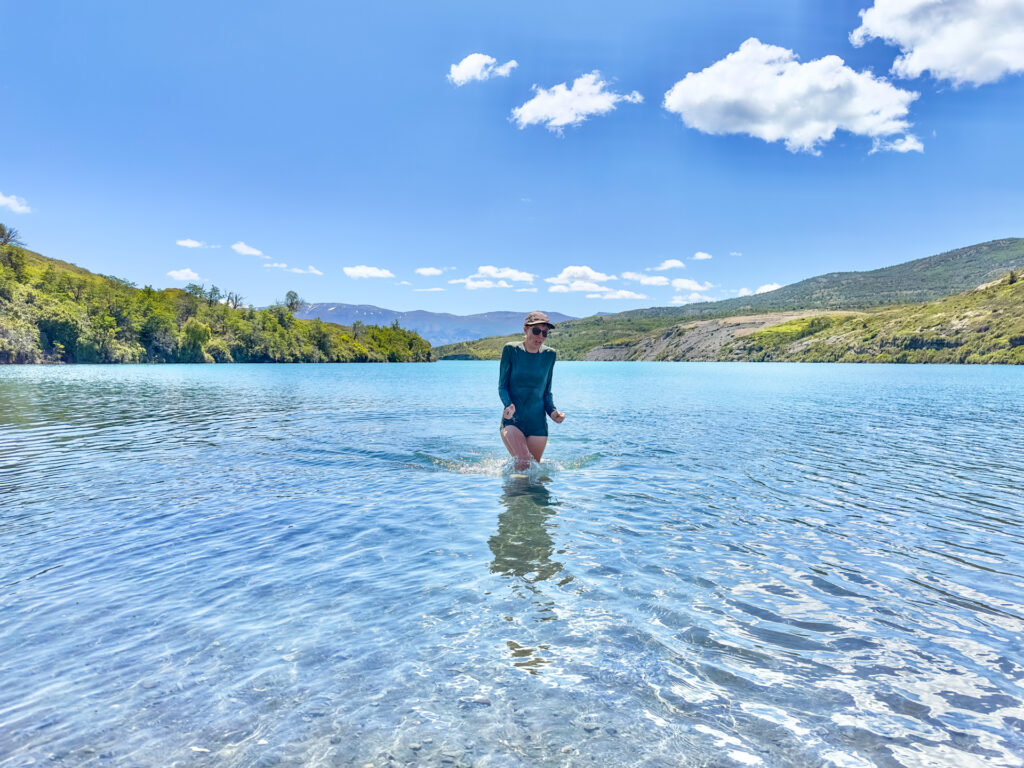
[1,362,1023,767]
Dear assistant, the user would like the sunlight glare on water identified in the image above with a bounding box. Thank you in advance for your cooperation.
[1,362,1023,767]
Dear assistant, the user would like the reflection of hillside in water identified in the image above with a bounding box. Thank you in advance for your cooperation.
[489,477,572,675]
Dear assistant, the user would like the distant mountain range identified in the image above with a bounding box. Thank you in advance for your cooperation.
[433,238,1024,361]
[293,304,577,346]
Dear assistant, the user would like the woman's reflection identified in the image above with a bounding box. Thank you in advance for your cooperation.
[489,476,572,675]
[489,476,564,584]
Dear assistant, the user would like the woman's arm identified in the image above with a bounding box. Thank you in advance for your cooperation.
[543,351,556,415]
[498,344,513,409]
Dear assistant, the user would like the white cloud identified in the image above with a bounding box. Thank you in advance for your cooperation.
[672,278,714,291]
[622,271,670,286]
[516,287,538,293]
[851,0,1024,86]
[588,289,646,300]
[663,37,922,155]
[693,251,713,260]
[344,265,395,279]
[449,277,513,290]
[415,267,444,276]
[167,268,200,281]
[546,265,617,286]
[414,287,445,292]
[671,292,714,305]
[0,192,31,214]
[756,282,782,294]
[448,265,535,290]
[397,280,411,285]
[651,259,686,271]
[232,241,265,257]
[448,53,519,86]
[474,265,535,282]
[737,287,754,297]
[512,71,643,133]
[264,262,289,269]
[870,134,926,154]
[291,265,323,275]
[176,238,204,248]
[730,251,743,257]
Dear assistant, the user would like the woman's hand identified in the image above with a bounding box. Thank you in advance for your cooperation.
[503,404,516,420]
[550,410,565,424]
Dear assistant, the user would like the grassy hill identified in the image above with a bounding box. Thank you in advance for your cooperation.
[0,245,432,364]
[435,238,1024,360]
[723,273,1024,364]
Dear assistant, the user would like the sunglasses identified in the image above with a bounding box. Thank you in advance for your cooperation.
[530,327,549,337]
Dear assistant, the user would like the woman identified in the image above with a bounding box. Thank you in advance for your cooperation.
[499,311,566,470]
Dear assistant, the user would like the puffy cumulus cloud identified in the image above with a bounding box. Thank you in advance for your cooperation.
[512,72,643,133]
[549,281,603,293]
[851,0,1024,86]
[663,38,922,155]
[517,287,538,293]
[449,265,535,290]
[737,287,754,297]
[167,268,200,281]
[756,282,782,294]
[449,277,513,290]
[671,292,714,305]
[671,278,714,292]
[0,192,31,214]
[651,259,686,271]
[448,53,518,86]
[622,271,669,286]
[415,267,443,276]
[693,251,713,260]
[474,265,535,282]
[176,238,204,248]
[588,289,647,300]
[232,241,265,257]
[344,265,395,279]
[546,265,617,288]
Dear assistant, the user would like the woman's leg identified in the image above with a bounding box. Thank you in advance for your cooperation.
[501,425,533,470]
[526,435,547,463]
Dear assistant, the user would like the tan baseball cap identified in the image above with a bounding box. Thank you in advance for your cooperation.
[524,311,554,328]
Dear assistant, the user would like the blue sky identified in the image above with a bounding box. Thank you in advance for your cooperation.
[2,0,1022,316]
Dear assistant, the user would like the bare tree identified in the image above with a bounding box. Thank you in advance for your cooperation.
[0,223,24,247]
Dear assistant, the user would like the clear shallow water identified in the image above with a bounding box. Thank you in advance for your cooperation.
[1,362,1023,768]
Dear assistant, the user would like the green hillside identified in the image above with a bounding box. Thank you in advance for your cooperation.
[0,243,431,364]
[623,237,1024,319]
[435,238,1024,361]
[723,273,1024,364]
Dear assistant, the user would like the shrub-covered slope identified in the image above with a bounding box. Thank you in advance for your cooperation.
[0,246,431,363]
[723,273,1024,364]
[434,239,1024,361]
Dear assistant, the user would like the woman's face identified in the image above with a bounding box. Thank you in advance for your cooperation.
[523,324,549,352]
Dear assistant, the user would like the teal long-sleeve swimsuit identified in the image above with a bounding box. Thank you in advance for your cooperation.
[498,341,557,437]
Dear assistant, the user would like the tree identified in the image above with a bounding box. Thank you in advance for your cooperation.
[0,223,24,247]
[285,290,302,313]
[225,291,245,309]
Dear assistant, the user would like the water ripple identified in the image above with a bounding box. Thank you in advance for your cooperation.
[1,363,1023,767]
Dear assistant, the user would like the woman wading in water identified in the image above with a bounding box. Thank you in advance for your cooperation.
[498,312,565,470]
